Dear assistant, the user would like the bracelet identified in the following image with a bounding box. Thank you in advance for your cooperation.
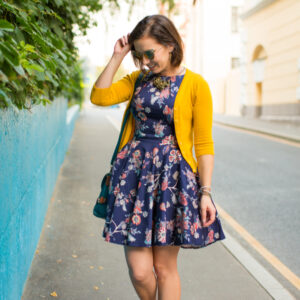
[200,186,211,190]
[200,191,212,201]
[199,187,212,201]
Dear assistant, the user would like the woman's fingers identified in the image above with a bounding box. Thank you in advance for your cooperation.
[201,206,207,226]
[200,198,216,227]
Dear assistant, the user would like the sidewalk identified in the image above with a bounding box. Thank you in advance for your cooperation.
[213,113,300,143]
[22,104,279,300]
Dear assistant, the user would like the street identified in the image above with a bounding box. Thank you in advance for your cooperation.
[21,103,289,300]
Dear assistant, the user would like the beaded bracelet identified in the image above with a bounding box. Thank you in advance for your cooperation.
[199,186,212,200]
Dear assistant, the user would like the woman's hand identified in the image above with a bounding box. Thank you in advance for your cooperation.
[199,194,216,227]
[113,33,131,57]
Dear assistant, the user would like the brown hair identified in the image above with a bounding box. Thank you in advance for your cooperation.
[128,14,184,69]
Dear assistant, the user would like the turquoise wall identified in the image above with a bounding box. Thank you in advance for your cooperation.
[0,98,80,300]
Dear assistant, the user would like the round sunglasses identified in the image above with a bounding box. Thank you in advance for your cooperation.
[132,46,164,60]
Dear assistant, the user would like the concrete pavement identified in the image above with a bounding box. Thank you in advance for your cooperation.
[21,104,295,300]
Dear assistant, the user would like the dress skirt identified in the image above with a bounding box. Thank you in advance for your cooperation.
[101,69,226,248]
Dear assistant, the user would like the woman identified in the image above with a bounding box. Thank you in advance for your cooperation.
[90,14,226,300]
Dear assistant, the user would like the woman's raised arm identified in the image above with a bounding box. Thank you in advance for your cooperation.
[90,33,139,106]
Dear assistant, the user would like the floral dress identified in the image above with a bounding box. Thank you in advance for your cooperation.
[102,69,226,249]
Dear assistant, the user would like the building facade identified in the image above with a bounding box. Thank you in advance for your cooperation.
[240,0,300,120]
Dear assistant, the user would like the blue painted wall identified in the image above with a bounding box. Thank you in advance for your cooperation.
[0,98,80,300]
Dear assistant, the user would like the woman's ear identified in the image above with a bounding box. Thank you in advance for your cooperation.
[167,44,175,53]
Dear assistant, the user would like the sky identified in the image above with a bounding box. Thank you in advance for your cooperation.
[74,0,159,86]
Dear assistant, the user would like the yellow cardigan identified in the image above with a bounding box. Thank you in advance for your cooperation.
[90,67,214,173]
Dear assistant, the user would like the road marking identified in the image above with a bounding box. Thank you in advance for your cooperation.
[216,203,300,290]
[222,229,296,300]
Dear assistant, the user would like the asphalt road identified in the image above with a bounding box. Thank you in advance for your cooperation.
[106,105,300,297]
[212,122,300,296]
[22,104,278,300]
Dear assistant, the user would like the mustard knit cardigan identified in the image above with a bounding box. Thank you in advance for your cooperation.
[90,67,214,173]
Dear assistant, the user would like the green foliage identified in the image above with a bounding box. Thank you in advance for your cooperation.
[0,0,183,111]
[0,0,111,110]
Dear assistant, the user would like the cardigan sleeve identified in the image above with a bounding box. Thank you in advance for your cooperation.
[90,70,141,106]
[193,76,215,158]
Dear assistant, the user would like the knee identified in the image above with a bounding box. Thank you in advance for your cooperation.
[153,263,171,282]
[129,267,153,283]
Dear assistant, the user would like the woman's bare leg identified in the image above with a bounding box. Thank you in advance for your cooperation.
[153,245,181,300]
[124,245,157,300]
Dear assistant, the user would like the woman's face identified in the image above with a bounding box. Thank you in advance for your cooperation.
[133,36,174,74]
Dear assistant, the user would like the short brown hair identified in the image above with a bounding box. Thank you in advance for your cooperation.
[128,14,184,69]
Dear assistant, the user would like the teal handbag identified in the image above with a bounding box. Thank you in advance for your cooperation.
[93,72,145,219]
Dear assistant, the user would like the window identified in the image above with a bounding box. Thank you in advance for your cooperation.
[231,57,240,69]
[231,6,239,33]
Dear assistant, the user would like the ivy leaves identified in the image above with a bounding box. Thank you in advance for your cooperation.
[0,0,103,110]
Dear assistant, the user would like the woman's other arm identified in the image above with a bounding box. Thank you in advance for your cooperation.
[193,77,216,227]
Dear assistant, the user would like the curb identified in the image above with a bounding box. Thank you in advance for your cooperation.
[213,120,300,144]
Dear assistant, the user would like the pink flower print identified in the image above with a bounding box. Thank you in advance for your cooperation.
[208,230,214,243]
[117,148,128,159]
[160,87,170,99]
[161,135,171,145]
[169,149,177,162]
[170,76,177,82]
[161,178,168,191]
[158,223,167,243]
[134,86,142,96]
[160,202,166,211]
[132,149,141,159]
[132,214,141,225]
[183,220,189,230]
[121,172,126,179]
[138,181,142,189]
[193,222,198,231]
[179,191,188,206]
[137,111,147,121]
[163,105,172,116]
[113,185,120,196]
[152,147,159,156]
[190,224,195,235]
[167,219,175,231]
[186,168,195,181]
[135,97,144,111]
[133,206,142,214]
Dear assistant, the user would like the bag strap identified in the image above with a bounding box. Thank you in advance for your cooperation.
[109,71,145,166]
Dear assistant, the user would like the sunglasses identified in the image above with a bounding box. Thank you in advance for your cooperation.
[132,46,164,60]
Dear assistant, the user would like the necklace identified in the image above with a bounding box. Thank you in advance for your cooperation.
[143,66,185,91]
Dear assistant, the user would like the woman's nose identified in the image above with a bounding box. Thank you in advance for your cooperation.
[142,55,150,65]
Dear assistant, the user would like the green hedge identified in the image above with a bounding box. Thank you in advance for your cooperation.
[0,0,178,111]
[0,0,111,110]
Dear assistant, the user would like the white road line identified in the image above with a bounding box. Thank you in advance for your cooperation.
[221,229,296,300]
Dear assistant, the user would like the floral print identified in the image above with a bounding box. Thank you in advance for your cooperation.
[102,70,226,248]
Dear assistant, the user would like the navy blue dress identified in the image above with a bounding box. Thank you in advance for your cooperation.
[102,69,226,248]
